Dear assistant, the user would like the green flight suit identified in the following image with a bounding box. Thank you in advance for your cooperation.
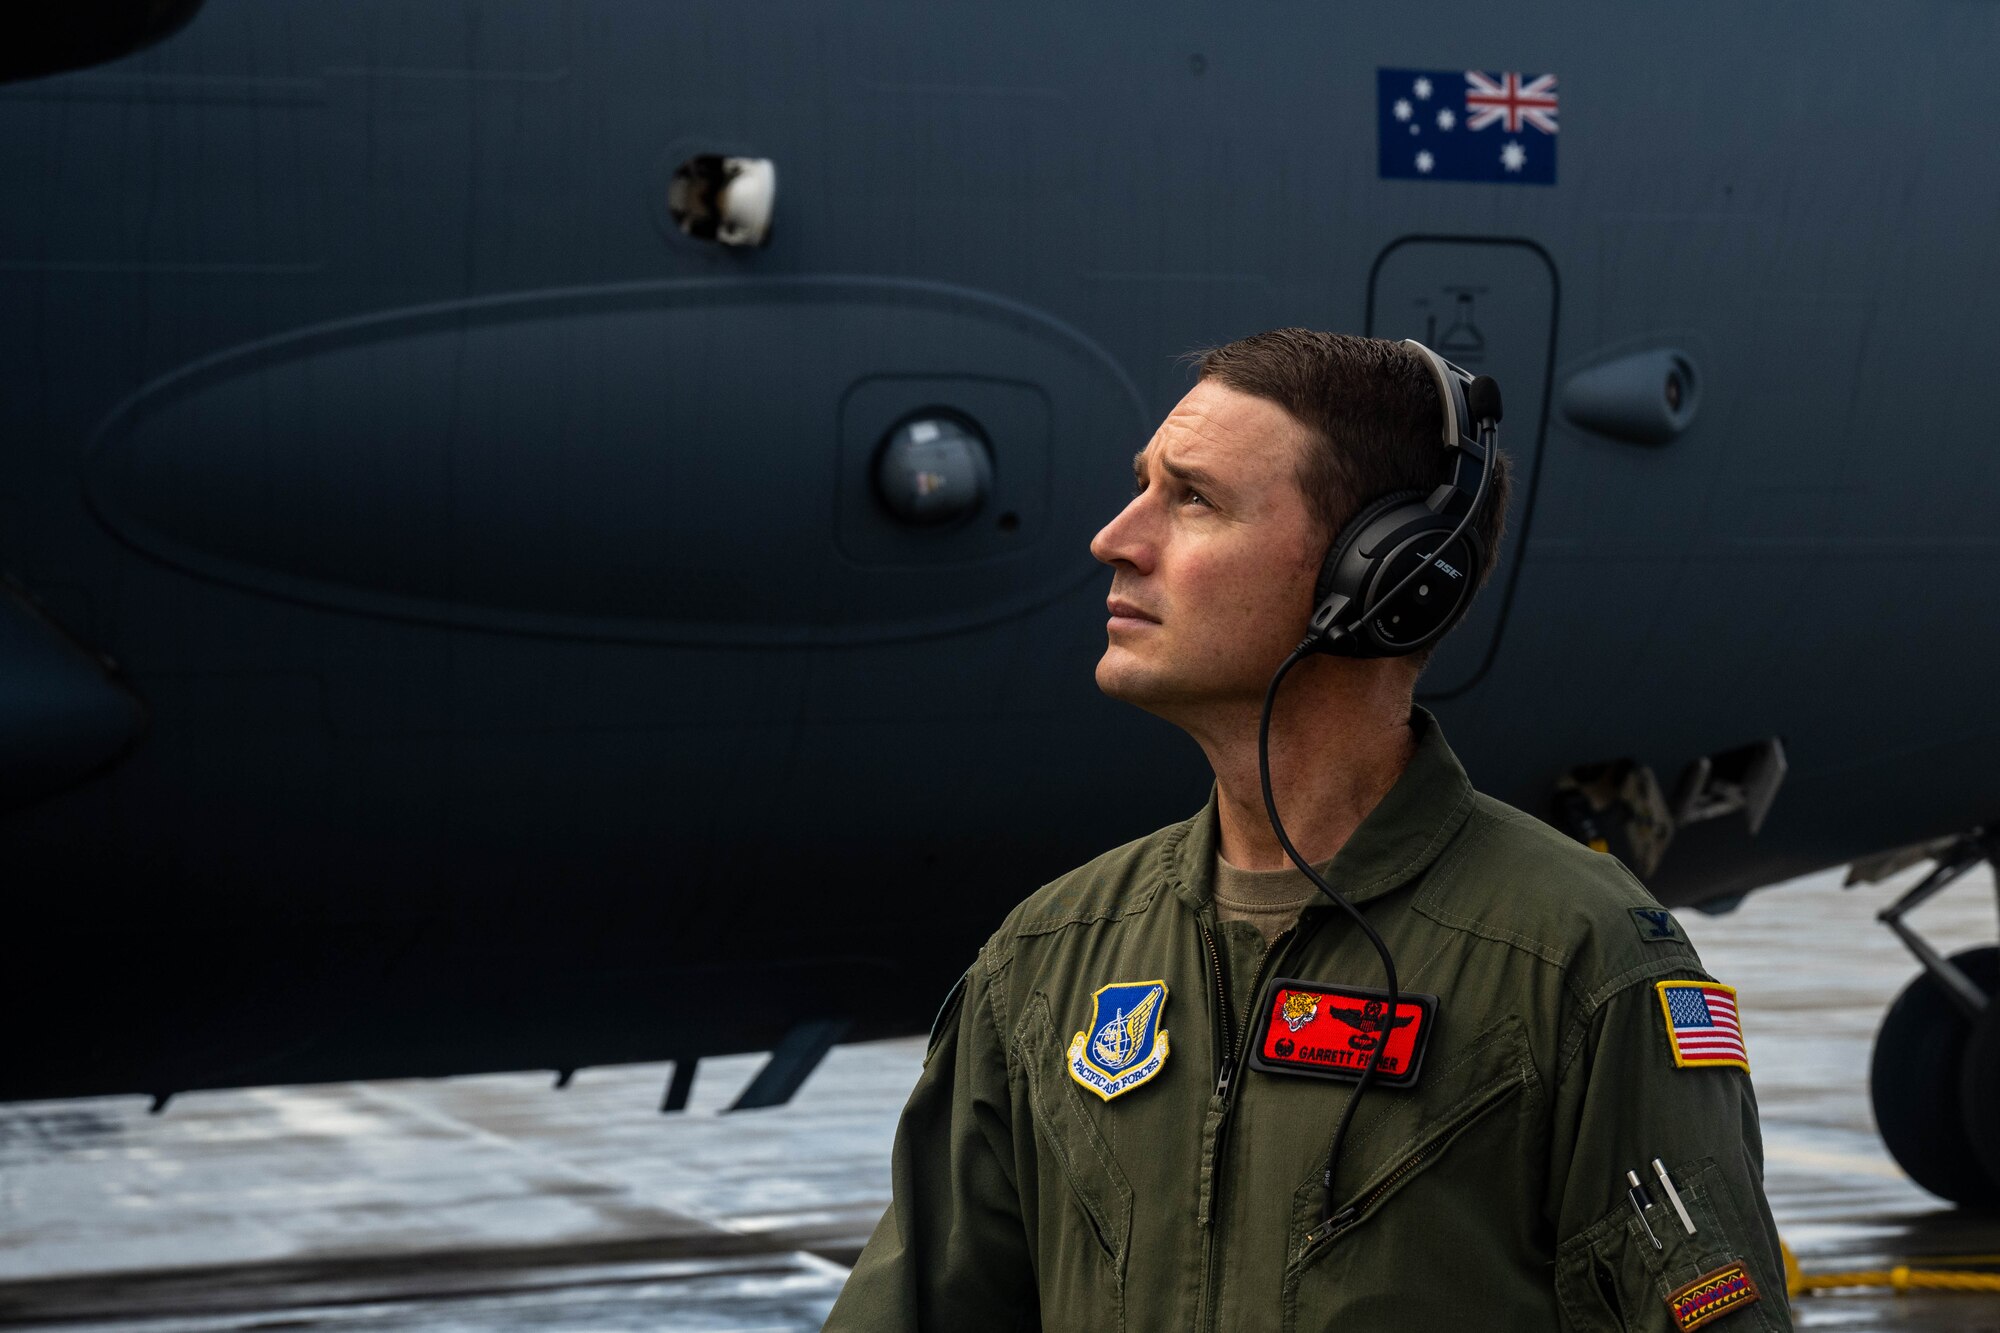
[826,709,1790,1332]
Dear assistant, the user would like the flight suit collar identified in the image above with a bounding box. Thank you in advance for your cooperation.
[1165,706,1474,913]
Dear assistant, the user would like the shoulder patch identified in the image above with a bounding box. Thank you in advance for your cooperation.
[1666,1260,1761,1330]
[1630,907,1686,944]
[1657,980,1750,1071]
[1067,980,1170,1101]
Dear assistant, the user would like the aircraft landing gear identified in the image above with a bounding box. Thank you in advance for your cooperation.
[1866,829,2000,1207]
[1965,998,2000,1192]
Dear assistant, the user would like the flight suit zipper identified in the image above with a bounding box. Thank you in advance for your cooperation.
[1195,918,1302,1333]
[1293,1075,1523,1261]
[1302,1144,1432,1253]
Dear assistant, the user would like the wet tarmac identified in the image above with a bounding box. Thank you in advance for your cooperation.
[2,863,1996,1330]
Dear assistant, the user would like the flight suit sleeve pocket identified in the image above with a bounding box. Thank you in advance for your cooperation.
[1659,1158,1788,1331]
[1555,1156,1785,1332]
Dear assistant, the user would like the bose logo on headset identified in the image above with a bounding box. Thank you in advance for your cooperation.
[1303,340,1501,658]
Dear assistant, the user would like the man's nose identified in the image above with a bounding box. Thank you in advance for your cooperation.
[1090,494,1152,570]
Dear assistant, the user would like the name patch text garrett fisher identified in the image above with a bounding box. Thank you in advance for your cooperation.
[1248,978,1438,1087]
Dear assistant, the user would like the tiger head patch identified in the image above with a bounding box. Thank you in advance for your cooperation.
[1281,991,1321,1033]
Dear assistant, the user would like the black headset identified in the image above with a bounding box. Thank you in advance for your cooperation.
[1258,339,1502,1233]
[1305,339,1503,656]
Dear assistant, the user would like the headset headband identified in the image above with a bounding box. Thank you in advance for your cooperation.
[1401,339,1467,450]
[1400,339,1499,521]
[1400,337,1502,452]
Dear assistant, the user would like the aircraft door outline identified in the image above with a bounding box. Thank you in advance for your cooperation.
[1366,236,1559,700]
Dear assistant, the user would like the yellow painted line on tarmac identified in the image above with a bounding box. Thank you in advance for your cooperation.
[1762,1142,1907,1180]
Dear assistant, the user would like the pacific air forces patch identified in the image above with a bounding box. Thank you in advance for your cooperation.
[1067,980,1169,1101]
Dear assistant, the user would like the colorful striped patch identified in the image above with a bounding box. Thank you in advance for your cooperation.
[1666,1261,1761,1331]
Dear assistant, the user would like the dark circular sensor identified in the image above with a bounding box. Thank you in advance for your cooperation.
[874,414,993,526]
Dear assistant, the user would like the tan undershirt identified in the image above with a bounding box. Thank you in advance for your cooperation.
[1212,851,1334,944]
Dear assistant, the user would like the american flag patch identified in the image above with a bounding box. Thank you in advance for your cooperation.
[1657,981,1749,1071]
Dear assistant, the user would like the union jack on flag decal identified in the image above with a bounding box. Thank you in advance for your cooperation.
[1464,72,1559,133]
[1378,68,1558,185]
[1657,981,1750,1071]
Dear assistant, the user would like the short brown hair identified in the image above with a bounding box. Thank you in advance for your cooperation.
[1189,329,1512,656]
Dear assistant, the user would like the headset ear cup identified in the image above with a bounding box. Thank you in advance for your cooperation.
[1314,490,1429,606]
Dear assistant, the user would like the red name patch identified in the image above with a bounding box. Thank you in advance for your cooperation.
[1247,978,1438,1087]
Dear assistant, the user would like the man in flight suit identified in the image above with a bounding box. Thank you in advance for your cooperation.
[824,330,1789,1331]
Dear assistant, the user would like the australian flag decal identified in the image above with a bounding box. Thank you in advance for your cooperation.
[1378,69,1558,185]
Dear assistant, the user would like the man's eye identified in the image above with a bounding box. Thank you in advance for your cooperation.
[1184,489,1211,508]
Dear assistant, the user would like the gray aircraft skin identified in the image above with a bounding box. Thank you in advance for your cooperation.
[3,1,1997,1194]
